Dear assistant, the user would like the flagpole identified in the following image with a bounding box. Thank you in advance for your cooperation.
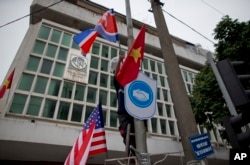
[125,0,149,164]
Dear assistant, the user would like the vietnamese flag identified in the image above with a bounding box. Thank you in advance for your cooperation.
[116,25,145,87]
[0,69,15,98]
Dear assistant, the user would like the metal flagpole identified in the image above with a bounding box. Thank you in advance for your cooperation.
[125,0,149,164]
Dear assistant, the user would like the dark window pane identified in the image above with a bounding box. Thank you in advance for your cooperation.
[61,81,73,99]
[53,62,65,77]
[18,74,34,91]
[157,102,163,116]
[151,118,157,133]
[165,104,171,117]
[40,59,53,75]
[87,87,97,103]
[74,84,85,101]
[26,96,42,116]
[91,42,100,55]
[99,90,107,106]
[38,25,51,40]
[32,40,46,55]
[111,47,117,59]
[61,33,72,47]
[88,71,98,85]
[57,101,70,120]
[48,79,61,96]
[157,62,163,74]
[110,111,117,127]
[160,119,166,134]
[162,89,168,101]
[169,120,175,135]
[9,94,27,114]
[100,73,108,87]
[85,106,94,122]
[72,40,80,50]
[58,47,68,61]
[150,60,156,72]
[90,56,99,69]
[110,92,117,107]
[101,45,109,58]
[101,59,108,71]
[26,56,40,72]
[143,58,148,70]
[42,99,57,118]
[50,29,61,43]
[34,76,48,94]
[45,44,57,58]
[71,104,83,122]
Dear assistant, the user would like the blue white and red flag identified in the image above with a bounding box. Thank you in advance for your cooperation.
[94,8,119,42]
[73,9,119,55]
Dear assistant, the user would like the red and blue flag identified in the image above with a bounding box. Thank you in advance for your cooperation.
[73,9,119,55]
[94,8,119,42]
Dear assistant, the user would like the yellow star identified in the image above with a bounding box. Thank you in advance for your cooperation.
[4,80,10,88]
[130,47,141,63]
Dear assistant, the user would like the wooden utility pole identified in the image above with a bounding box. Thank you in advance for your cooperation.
[150,1,200,164]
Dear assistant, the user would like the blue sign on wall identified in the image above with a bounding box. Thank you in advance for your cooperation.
[189,133,214,160]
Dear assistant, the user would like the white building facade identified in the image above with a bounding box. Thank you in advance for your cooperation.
[0,0,229,164]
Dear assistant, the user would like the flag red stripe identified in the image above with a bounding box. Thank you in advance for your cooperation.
[91,139,106,146]
[93,131,105,137]
[89,148,108,156]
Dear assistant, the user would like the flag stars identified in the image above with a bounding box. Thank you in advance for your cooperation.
[130,47,142,63]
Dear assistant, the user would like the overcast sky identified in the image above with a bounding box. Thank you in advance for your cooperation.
[0,0,249,84]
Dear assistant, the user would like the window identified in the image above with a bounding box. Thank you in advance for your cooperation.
[110,111,117,127]
[57,47,68,61]
[157,62,163,74]
[111,47,117,59]
[101,45,109,58]
[34,76,48,94]
[74,84,85,101]
[143,58,149,70]
[100,59,108,71]
[85,106,94,122]
[61,33,72,47]
[53,62,65,77]
[150,60,156,72]
[157,102,163,116]
[40,59,53,75]
[100,73,108,87]
[45,44,57,58]
[87,87,97,103]
[165,104,172,117]
[57,101,70,120]
[42,99,57,118]
[169,120,175,135]
[61,81,73,99]
[38,25,51,40]
[71,104,83,122]
[18,74,34,91]
[99,90,108,106]
[32,40,46,55]
[26,96,43,116]
[160,119,167,134]
[90,56,99,69]
[92,42,100,55]
[26,56,40,72]
[50,29,61,43]
[47,79,61,96]
[110,92,117,107]
[151,118,157,133]
[89,71,98,85]
[9,94,27,114]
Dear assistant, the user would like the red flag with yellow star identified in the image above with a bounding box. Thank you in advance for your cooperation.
[116,25,145,86]
[0,69,15,98]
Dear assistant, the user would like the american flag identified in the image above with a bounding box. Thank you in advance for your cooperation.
[64,103,107,165]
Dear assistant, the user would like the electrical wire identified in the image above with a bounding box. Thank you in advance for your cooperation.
[162,8,216,44]
[0,0,64,29]
[200,0,225,16]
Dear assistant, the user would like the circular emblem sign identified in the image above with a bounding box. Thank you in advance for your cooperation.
[124,72,157,120]
[128,81,153,108]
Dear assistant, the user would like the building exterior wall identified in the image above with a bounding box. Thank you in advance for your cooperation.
[0,0,229,164]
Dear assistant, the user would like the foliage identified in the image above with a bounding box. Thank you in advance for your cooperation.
[190,15,250,132]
